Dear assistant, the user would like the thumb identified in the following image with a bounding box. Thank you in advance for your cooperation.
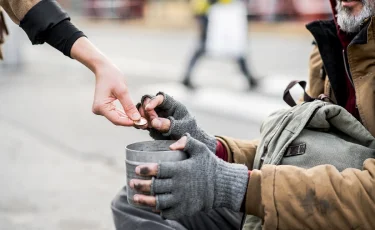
[169,136,188,150]
[180,134,209,157]
[114,86,141,121]
[151,118,171,133]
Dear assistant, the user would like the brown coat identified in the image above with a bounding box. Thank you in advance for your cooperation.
[0,8,9,60]
[0,0,39,59]
[217,135,375,229]
[0,0,40,24]
[217,17,375,230]
[307,19,375,136]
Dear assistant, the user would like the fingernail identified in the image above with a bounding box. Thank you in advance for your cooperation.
[145,104,151,110]
[133,195,139,202]
[152,119,162,129]
[129,180,134,189]
[135,167,140,175]
[132,113,141,120]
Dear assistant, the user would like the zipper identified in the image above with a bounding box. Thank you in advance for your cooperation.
[342,48,355,88]
[342,47,358,109]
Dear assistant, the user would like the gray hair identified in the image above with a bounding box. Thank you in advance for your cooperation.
[336,0,375,33]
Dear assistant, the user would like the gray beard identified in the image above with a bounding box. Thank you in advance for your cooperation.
[336,0,375,33]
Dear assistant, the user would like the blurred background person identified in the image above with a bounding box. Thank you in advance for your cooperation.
[182,0,258,90]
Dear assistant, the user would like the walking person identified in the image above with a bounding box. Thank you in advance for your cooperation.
[182,0,257,89]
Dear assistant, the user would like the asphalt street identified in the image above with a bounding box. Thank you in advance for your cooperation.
[0,21,313,230]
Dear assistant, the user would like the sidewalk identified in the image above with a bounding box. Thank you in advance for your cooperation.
[0,120,124,230]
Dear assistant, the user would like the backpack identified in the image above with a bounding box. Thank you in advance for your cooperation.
[253,81,375,171]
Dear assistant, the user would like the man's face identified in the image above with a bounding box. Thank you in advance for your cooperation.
[336,0,375,33]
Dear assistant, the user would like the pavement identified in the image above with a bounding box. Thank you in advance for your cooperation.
[0,18,312,230]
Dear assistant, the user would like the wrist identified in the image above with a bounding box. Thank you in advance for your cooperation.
[214,160,249,211]
[70,37,112,75]
[215,140,228,161]
[91,56,113,76]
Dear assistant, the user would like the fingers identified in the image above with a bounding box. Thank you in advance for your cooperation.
[97,102,135,126]
[176,134,211,157]
[145,94,165,112]
[157,162,178,179]
[129,179,152,193]
[135,163,158,177]
[130,178,174,195]
[152,178,174,194]
[135,102,150,130]
[133,194,156,207]
[142,97,157,128]
[156,194,178,210]
[142,95,171,132]
[139,95,171,132]
[114,85,141,121]
[169,136,188,150]
[151,118,171,133]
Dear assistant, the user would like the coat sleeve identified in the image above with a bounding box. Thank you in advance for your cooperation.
[0,0,40,24]
[216,136,259,170]
[245,159,375,229]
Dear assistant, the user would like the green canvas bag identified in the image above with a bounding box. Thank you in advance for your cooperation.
[253,80,375,171]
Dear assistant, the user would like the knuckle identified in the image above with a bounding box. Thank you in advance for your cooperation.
[115,85,128,96]
[141,95,153,105]
[111,118,122,126]
[92,104,101,115]
[134,183,144,191]
[123,103,136,113]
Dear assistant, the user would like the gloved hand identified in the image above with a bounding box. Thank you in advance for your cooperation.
[136,92,217,152]
[129,134,249,220]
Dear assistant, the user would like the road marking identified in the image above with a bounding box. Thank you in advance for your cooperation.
[136,83,289,123]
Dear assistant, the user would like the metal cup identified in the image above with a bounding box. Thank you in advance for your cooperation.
[125,140,187,209]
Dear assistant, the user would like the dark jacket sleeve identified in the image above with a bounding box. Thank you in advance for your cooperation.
[0,0,85,57]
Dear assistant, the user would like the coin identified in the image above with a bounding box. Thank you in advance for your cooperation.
[134,117,148,126]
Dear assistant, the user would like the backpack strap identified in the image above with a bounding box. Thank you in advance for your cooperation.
[283,80,314,107]
[317,94,335,104]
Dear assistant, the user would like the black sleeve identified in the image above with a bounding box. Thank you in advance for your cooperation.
[20,0,86,58]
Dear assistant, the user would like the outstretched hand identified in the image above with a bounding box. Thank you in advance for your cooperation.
[71,37,141,126]
[92,63,141,126]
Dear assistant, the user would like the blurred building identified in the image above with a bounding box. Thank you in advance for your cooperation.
[55,0,332,22]
[57,0,146,19]
[248,0,332,21]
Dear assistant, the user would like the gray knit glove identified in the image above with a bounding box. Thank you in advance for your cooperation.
[151,134,249,220]
[141,92,217,152]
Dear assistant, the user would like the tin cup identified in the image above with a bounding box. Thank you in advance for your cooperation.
[125,140,187,209]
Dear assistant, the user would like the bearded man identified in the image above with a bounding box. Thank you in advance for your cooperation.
[111,0,375,229]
